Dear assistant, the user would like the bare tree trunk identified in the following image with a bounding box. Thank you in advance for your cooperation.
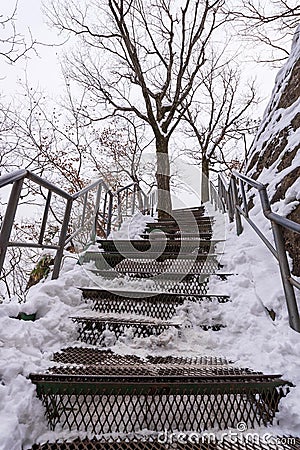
[201,154,210,203]
[156,136,172,219]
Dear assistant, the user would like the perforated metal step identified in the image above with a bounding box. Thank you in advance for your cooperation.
[71,314,181,345]
[83,252,220,273]
[81,288,230,319]
[145,223,214,233]
[29,363,287,434]
[98,239,221,254]
[86,272,210,294]
[52,348,231,367]
[31,436,300,450]
[146,215,214,225]
[140,232,213,240]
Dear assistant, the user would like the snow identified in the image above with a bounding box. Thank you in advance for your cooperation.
[108,212,155,240]
[0,207,300,447]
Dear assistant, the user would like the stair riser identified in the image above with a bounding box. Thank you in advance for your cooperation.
[83,295,230,320]
[73,320,179,345]
[99,241,218,253]
[34,383,284,434]
[30,437,300,450]
[87,274,210,295]
[83,254,220,273]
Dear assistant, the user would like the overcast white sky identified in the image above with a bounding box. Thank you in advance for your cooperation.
[0,1,285,117]
[1,0,63,96]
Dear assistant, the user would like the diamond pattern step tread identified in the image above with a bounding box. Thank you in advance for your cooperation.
[71,313,181,326]
[29,365,287,433]
[52,348,231,366]
[80,287,230,301]
[80,289,230,319]
[83,251,219,260]
[140,233,213,240]
[97,239,223,252]
[71,314,224,333]
[32,438,300,450]
[71,315,182,345]
[30,437,300,450]
[88,266,230,281]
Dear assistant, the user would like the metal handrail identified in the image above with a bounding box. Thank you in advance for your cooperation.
[218,170,300,333]
[0,169,156,285]
[0,170,114,280]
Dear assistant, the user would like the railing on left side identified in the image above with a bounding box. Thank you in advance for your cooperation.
[218,170,300,333]
[0,170,113,280]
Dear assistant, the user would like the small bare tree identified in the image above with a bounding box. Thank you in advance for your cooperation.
[183,60,258,201]
[46,0,232,218]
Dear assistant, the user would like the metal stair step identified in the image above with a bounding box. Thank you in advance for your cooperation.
[146,217,214,225]
[88,269,229,279]
[29,359,287,434]
[51,348,231,366]
[80,288,230,319]
[144,226,213,234]
[98,239,222,253]
[144,227,213,236]
[81,252,220,272]
[146,220,214,228]
[30,436,300,450]
[140,232,213,240]
[71,314,181,345]
[147,215,213,223]
[172,205,205,213]
[84,272,232,295]
[71,314,225,345]
[84,251,219,261]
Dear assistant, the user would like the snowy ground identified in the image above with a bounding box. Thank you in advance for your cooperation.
[0,211,299,449]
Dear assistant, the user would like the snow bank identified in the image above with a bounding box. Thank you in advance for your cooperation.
[0,259,92,450]
[108,212,155,240]
[1,211,300,447]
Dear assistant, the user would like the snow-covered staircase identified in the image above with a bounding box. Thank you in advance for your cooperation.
[28,206,297,449]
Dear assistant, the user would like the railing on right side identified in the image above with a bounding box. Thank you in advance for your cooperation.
[218,170,300,333]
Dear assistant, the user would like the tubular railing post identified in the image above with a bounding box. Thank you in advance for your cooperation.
[151,192,154,216]
[231,177,243,235]
[117,192,122,228]
[91,184,102,244]
[38,190,52,245]
[52,198,73,279]
[239,179,249,218]
[103,191,108,218]
[137,187,143,211]
[228,181,235,223]
[125,189,129,217]
[131,184,136,215]
[271,222,300,332]
[80,192,88,228]
[0,179,24,276]
[106,192,113,237]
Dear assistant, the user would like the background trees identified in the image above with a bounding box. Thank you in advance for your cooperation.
[46,0,236,217]
[183,60,258,202]
[0,0,299,297]
[0,3,36,64]
[229,0,300,65]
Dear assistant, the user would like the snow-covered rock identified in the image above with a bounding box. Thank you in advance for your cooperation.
[247,26,300,275]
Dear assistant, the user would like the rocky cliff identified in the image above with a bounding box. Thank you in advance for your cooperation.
[246,28,300,276]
